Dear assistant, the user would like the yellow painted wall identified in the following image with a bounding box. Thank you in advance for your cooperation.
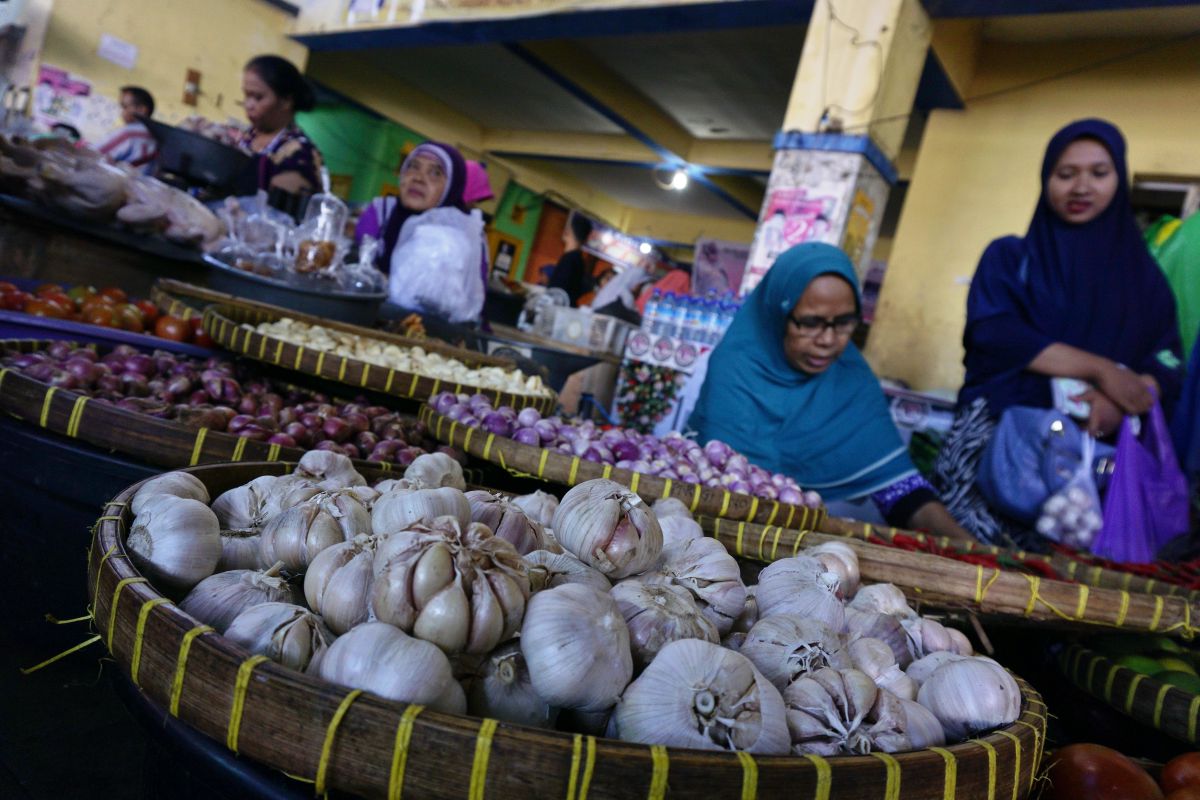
[39,0,305,125]
[865,34,1200,391]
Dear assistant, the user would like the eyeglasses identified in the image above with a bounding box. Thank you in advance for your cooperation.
[787,312,859,338]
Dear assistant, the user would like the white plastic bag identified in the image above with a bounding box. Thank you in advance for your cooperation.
[1035,434,1103,549]
[388,207,485,323]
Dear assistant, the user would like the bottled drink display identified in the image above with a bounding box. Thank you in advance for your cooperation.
[638,289,741,345]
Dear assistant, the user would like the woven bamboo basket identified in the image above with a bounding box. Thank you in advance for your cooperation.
[818,516,1200,604]
[203,304,556,415]
[697,515,1200,640]
[418,405,826,527]
[1059,643,1200,745]
[150,278,247,320]
[0,339,430,476]
[89,462,1046,799]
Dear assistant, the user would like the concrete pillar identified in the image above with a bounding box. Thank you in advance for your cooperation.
[739,0,931,296]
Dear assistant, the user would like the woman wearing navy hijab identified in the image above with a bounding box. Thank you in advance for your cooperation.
[936,118,1183,547]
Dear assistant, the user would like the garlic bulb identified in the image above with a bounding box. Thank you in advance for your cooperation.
[305,534,380,634]
[784,668,878,755]
[611,579,719,669]
[731,588,758,634]
[215,530,266,572]
[651,497,692,520]
[859,689,910,753]
[540,527,565,554]
[403,452,466,490]
[467,640,557,728]
[372,486,471,535]
[211,476,299,531]
[259,501,344,572]
[521,583,632,712]
[552,479,662,579]
[613,639,789,754]
[635,538,745,635]
[131,471,209,515]
[523,550,610,593]
[723,632,747,652]
[295,450,366,490]
[372,517,530,654]
[848,638,917,702]
[374,478,419,494]
[902,617,969,659]
[658,515,703,548]
[848,583,916,620]
[314,622,466,714]
[946,627,974,656]
[465,491,547,555]
[126,496,221,593]
[347,484,381,508]
[308,489,372,540]
[917,657,1021,740]
[179,562,295,633]
[897,698,946,749]
[843,607,913,668]
[740,615,848,691]
[806,541,860,599]
[510,490,559,528]
[905,652,969,688]
[224,602,333,672]
[755,556,844,632]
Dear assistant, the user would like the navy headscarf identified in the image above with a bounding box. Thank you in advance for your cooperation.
[688,243,916,501]
[959,118,1182,416]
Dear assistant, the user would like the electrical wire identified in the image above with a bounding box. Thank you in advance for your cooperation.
[819,0,885,127]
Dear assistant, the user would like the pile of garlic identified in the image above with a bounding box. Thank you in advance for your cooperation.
[126,467,1020,755]
[247,318,551,398]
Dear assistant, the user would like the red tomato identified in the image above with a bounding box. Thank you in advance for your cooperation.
[83,306,116,327]
[1168,789,1200,800]
[154,315,190,342]
[0,291,24,311]
[98,286,128,303]
[191,328,214,348]
[116,304,144,333]
[0,281,17,295]
[42,291,74,313]
[34,282,61,296]
[81,294,116,313]
[1043,744,1163,800]
[1164,753,1200,794]
[25,298,68,319]
[135,299,159,324]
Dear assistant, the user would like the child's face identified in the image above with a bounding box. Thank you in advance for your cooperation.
[119,92,146,124]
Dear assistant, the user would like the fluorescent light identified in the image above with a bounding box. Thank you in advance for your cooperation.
[670,169,689,190]
[639,242,653,255]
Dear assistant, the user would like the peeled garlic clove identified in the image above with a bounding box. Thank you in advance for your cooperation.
[467,640,558,728]
[295,450,366,490]
[849,583,916,620]
[131,471,209,516]
[414,575,471,653]
[741,614,848,691]
[523,550,610,594]
[916,657,1021,740]
[521,583,632,712]
[403,451,466,490]
[215,530,266,572]
[224,602,333,672]
[510,490,558,528]
[552,479,662,579]
[613,638,790,754]
[636,537,746,635]
[260,502,344,572]
[180,562,295,633]
[755,556,845,632]
[305,535,379,634]
[315,622,466,714]
[127,496,221,594]
[611,579,719,670]
[372,487,471,534]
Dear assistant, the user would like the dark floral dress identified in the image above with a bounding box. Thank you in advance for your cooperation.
[240,124,323,192]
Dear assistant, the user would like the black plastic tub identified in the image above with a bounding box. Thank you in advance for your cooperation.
[202,255,384,326]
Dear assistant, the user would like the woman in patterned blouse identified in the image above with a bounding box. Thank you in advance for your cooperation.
[239,55,323,196]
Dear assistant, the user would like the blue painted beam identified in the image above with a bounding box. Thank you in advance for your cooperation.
[921,0,1198,16]
[293,0,813,51]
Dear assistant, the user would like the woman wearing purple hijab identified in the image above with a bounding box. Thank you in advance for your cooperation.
[935,118,1183,547]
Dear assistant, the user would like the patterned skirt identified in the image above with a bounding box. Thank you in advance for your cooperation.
[932,398,1045,552]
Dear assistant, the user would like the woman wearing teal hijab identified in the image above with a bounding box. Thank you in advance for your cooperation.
[689,242,970,540]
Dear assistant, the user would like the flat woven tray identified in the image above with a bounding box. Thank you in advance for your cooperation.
[203,304,556,415]
[1060,643,1200,744]
[698,516,1200,640]
[419,404,827,527]
[89,461,1046,800]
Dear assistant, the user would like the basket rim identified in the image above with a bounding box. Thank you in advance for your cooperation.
[202,305,556,414]
[89,461,1047,799]
[418,403,826,528]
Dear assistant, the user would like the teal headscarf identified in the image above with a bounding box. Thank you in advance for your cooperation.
[688,242,915,500]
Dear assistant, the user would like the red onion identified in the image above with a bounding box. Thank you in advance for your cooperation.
[482,412,512,437]
[268,433,297,448]
[394,446,420,467]
[237,395,258,415]
[314,440,342,453]
[63,358,99,385]
[46,341,72,361]
[166,376,192,397]
[356,431,380,450]
[300,412,323,429]
[228,414,255,434]
[237,425,269,441]
[69,348,98,363]
[284,421,308,441]
[513,428,540,446]
[323,417,351,443]
[343,412,369,434]
[124,354,156,376]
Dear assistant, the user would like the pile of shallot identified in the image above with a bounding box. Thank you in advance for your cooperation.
[127,462,1019,757]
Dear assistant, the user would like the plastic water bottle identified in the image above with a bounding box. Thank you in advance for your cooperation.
[658,292,678,337]
[683,295,704,342]
[643,288,662,333]
[717,301,737,338]
[702,300,722,344]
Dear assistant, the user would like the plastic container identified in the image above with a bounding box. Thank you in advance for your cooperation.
[202,254,384,326]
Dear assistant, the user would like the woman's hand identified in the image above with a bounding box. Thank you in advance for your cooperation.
[1094,362,1154,415]
[269,170,313,195]
[907,501,975,543]
[1075,388,1123,438]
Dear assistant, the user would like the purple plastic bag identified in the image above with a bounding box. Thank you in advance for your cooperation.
[1091,401,1190,563]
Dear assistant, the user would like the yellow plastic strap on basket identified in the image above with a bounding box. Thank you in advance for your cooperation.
[344,359,355,384]
[974,566,1001,605]
[995,731,1022,800]
[468,718,498,800]
[293,346,305,371]
[871,752,900,800]
[1153,683,1172,728]
[107,577,148,650]
[756,526,771,561]
[744,496,759,523]
[1103,664,1119,702]
[790,529,810,556]
[258,334,267,359]
[385,369,396,393]
[314,352,326,376]
[231,436,248,462]
[629,472,640,494]
[718,490,731,517]
[566,734,597,800]
[315,689,363,796]
[1115,591,1130,627]
[273,339,284,364]
[568,457,581,485]
[408,373,420,397]
[538,448,550,478]
[928,747,957,800]
[734,522,746,556]
[463,426,475,451]
[1013,721,1044,794]
[972,738,998,800]
[169,624,214,717]
[647,745,669,800]
[129,597,169,686]
[1075,585,1090,620]
[429,378,440,397]
[39,386,58,427]
[1189,695,1200,742]
[387,705,425,800]
[769,527,784,561]
[802,754,831,800]
[91,544,118,612]
[735,751,757,800]
[1085,655,1103,690]
[689,483,702,512]
[226,655,270,754]
[602,463,613,480]
[189,428,209,466]
[660,478,672,499]
[266,443,281,462]
[0,367,9,390]
[1125,674,1147,714]
[66,395,88,437]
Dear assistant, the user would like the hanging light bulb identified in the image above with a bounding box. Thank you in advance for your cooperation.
[670,169,689,191]
[639,242,653,255]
